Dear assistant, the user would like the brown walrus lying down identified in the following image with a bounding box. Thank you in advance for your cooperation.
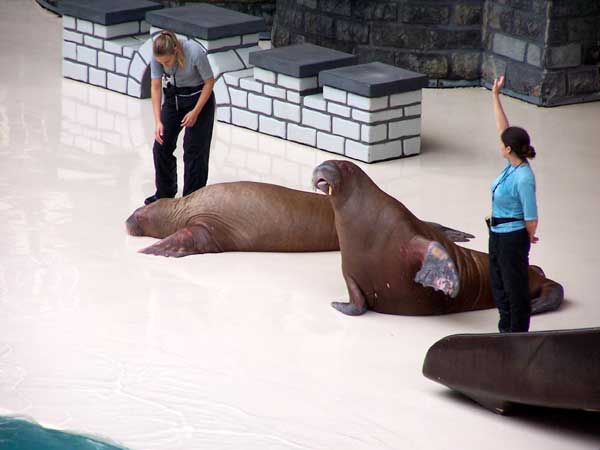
[126,181,473,257]
[311,160,563,316]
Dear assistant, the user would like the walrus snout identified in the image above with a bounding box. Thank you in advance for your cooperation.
[126,207,145,236]
[312,161,342,195]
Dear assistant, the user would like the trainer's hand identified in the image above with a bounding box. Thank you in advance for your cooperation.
[155,122,164,145]
[181,110,199,128]
[530,234,539,244]
[492,76,505,96]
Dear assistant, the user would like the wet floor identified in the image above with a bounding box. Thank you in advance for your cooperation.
[1,1,600,449]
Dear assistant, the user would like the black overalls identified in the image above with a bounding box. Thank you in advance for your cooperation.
[152,74,215,199]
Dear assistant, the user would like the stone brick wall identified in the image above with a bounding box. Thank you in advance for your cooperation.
[272,0,484,86]
[272,0,600,106]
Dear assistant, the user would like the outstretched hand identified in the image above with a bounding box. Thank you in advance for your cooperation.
[492,76,505,96]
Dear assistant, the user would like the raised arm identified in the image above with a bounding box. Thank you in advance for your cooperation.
[492,76,509,134]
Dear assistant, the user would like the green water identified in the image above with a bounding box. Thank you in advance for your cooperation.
[0,417,129,450]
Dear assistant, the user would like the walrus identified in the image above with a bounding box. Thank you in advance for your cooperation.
[311,160,564,316]
[423,328,600,414]
[126,181,474,257]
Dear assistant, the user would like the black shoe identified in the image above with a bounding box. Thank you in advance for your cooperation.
[144,194,159,205]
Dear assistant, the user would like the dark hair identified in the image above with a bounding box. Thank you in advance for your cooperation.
[501,126,536,159]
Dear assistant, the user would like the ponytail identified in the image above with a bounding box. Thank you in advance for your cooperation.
[153,30,185,69]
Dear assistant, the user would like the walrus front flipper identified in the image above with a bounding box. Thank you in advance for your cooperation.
[332,275,368,316]
[424,222,475,243]
[139,225,222,258]
[412,239,460,298]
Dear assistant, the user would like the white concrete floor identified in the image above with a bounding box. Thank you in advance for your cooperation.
[1,2,600,449]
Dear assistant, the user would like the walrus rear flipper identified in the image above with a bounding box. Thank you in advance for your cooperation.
[332,275,368,316]
[412,239,460,298]
[424,222,475,243]
[139,225,222,258]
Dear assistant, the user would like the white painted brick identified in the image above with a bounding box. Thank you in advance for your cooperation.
[196,36,241,52]
[116,56,130,75]
[274,100,301,122]
[223,68,254,87]
[94,21,140,39]
[103,39,124,55]
[89,67,106,87]
[63,15,76,30]
[128,78,141,97]
[98,51,115,71]
[217,106,231,123]
[390,90,422,107]
[288,124,316,147]
[254,67,276,84]
[107,73,127,93]
[403,137,421,155]
[287,90,301,104]
[129,53,147,83]
[150,26,163,37]
[243,33,260,45]
[76,19,93,34]
[388,118,421,139]
[352,107,403,124]
[137,38,154,64]
[232,108,258,130]
[317,132,345,155]
[347,93,389,111]
[140,21,151,33]
[323,86,347,104]
[302,108,331,132]
[346,139,402,163]
[303,93,326,111]
[63,30,83,44]
[259,116,287,139]
[230,88,248,108]
[76,45,97,66]
[235,45,260,67]
[214,76,230,105]
[248,93,272,115]
[240,78,263,93]
[63,41,77,60]
[327,102,351,118]
[361,124,387,143]
[63,60,87,82]
[84,35,103,49]
[207,50,244,78]
[333,117,360,140]
[404,104,422,116]
[123,43,142,59]
[264,85,286,99]
[277,73,318,91]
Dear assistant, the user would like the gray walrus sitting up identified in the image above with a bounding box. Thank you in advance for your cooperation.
[126,181,473,257]
[311,160,564,316]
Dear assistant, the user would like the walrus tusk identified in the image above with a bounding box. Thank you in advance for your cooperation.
[328,185,332,196]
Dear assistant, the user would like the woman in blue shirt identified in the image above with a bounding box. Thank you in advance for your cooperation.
[489,76,538,333]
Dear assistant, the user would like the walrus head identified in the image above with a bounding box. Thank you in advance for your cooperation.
[311,160,363,199]
[126,199,178,239]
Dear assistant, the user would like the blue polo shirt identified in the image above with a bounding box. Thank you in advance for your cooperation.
[491,162,537,233]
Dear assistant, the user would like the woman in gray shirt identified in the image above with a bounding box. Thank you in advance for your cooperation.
[145,30,216,205]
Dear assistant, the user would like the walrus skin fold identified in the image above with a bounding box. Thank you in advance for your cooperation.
[422,328,600,414]
[311,160,564,316]
[126,181,474,257]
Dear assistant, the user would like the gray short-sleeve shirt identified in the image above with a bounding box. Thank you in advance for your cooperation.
[150,40,214,87]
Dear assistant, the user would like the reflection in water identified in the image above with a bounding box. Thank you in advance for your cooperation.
[0,417,129,450]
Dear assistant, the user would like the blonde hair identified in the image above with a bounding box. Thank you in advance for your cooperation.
[153,31,185,69]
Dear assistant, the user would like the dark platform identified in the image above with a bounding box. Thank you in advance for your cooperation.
[60,0,162,26]
[319,62,428,97]
[423,328,600,414]
[249,43,357,78]
[145,4,266,41]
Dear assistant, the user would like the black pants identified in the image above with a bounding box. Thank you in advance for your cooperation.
[152,91,216,198]
[489,228,531,333]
